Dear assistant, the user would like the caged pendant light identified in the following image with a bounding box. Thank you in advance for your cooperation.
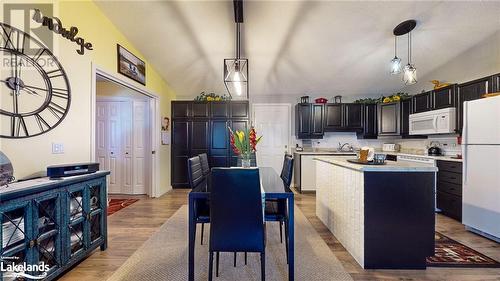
[390,36,402,75]
[402,31,417,85]
[391,19,417,85]
[224,0,248,100]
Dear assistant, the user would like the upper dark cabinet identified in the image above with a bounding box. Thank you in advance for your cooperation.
[296,103,312,137]
[172,101,191,118]
[324,104,343,131]
[311,104,324,136]
[456,76,491,133]
[210,102,229,118]
[344,103,363,129]
[412,91,432,113]
[378,102,400,136]
[357,104,377,139]
[295,103,323,139]
[192,102,209,118]
[433,85,456,110]
[324,103,362,132]
[491,73,500,92]
[230,101,249,118]
[400,99,412,137]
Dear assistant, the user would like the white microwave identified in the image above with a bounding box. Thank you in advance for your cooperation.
[409,107,456,135]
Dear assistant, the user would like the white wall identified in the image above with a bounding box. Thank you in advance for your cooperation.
[401,30,500,94]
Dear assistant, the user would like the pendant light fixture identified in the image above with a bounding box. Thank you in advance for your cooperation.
[403,31,417,85]
[391,19,417,85]
[390,36,401,75]
[224,0,248,100]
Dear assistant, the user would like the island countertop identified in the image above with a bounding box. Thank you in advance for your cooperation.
[314,156,438,172]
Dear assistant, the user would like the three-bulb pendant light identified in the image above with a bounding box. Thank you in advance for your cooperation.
[391,20,417,85]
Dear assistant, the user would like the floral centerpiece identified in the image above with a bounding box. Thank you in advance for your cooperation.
[228,126,262,168]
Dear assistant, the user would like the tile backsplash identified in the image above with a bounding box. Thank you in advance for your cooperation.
[299,132,461,156]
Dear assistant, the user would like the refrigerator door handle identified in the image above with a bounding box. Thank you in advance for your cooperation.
[463,144,468,185]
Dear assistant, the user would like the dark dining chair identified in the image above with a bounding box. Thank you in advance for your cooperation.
[264,154,293,260]
[209,168,266,281]
[188,156,210,245]
[199,153,210,176]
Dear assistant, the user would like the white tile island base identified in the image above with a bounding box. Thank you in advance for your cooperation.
[315,156,437,269]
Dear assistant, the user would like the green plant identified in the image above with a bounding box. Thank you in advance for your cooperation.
[194,91,231,102]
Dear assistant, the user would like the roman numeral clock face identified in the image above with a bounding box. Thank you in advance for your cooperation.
[0,22,70,138]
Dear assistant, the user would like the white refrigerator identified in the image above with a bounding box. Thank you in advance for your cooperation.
[462,95,500,242]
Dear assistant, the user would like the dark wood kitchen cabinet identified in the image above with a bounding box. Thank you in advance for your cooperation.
[400,99,412,137]
[433,85,456,110]
[171,101,249,188]
[377,101,400,136]
[324,104,343,131]
[295,103,324,139]
[323,103,362,132]
[492,73,500,92]
[311,104,324,136]
[357,104,377,139]
[436,160,463,221]
[412,91,432,113]
[344,103,363,129]
[456,76,492,134]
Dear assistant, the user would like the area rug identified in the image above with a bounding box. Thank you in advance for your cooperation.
[107,205,353,281]
[427,232,500,268]
[107,199,139,216]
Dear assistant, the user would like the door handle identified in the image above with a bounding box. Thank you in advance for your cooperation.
[110,152,114,155]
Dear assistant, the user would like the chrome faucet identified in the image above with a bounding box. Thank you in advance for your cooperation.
[338,142,352,152]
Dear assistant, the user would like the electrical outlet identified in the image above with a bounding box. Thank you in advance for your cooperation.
[52,143,64,154]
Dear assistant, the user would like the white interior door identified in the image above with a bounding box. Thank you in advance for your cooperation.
[96,101,123,193]
[96,99,151,195]
[252,104,291,174]
[132,101,149,194]
[121,101,133,194]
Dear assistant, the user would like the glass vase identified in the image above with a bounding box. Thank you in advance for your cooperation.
[241,158,251,168]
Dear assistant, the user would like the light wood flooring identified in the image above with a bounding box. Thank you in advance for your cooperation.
[60,190,500,281]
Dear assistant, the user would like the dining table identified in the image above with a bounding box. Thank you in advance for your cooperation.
[188,167,295,281]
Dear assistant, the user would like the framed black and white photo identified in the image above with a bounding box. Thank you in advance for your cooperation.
[117,44,146,85]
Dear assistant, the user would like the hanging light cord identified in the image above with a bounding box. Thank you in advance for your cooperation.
[394,36,397,57]
[236,23,241,60]
[407,31,412,64]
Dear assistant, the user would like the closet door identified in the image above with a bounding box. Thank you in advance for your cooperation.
[121,102,133,194]
[96,102,122,193]
[132,101,149,194]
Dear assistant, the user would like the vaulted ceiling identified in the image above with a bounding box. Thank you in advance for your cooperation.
[95,1,500,98]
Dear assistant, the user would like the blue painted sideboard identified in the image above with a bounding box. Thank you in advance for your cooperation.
[0,171,110,280]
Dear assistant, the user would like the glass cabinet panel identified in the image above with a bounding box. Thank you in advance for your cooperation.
[33,194,61,277]
[1,203,30,281]
[68,222,85,257]
[68,189,84,222]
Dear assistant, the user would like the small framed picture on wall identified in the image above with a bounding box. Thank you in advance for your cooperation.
[117,44,146,85]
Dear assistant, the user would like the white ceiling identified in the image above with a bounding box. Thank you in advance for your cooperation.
[95,1,500,98]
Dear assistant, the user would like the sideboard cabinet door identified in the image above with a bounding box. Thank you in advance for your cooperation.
[33,192,63,278]
[0,201,32,280]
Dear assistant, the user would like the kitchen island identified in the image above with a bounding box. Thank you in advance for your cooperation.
[314,156,437,269]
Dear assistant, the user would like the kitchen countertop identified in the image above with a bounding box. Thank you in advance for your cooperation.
[294,150,356,155]
[314,156,438,172]
[384,152,463,162]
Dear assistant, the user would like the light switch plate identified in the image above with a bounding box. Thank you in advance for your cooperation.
[52,143,64,154]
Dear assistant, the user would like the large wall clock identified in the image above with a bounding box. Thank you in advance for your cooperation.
[0,22,71,138]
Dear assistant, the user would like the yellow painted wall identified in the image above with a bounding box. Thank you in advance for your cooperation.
[0,0,175,195]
